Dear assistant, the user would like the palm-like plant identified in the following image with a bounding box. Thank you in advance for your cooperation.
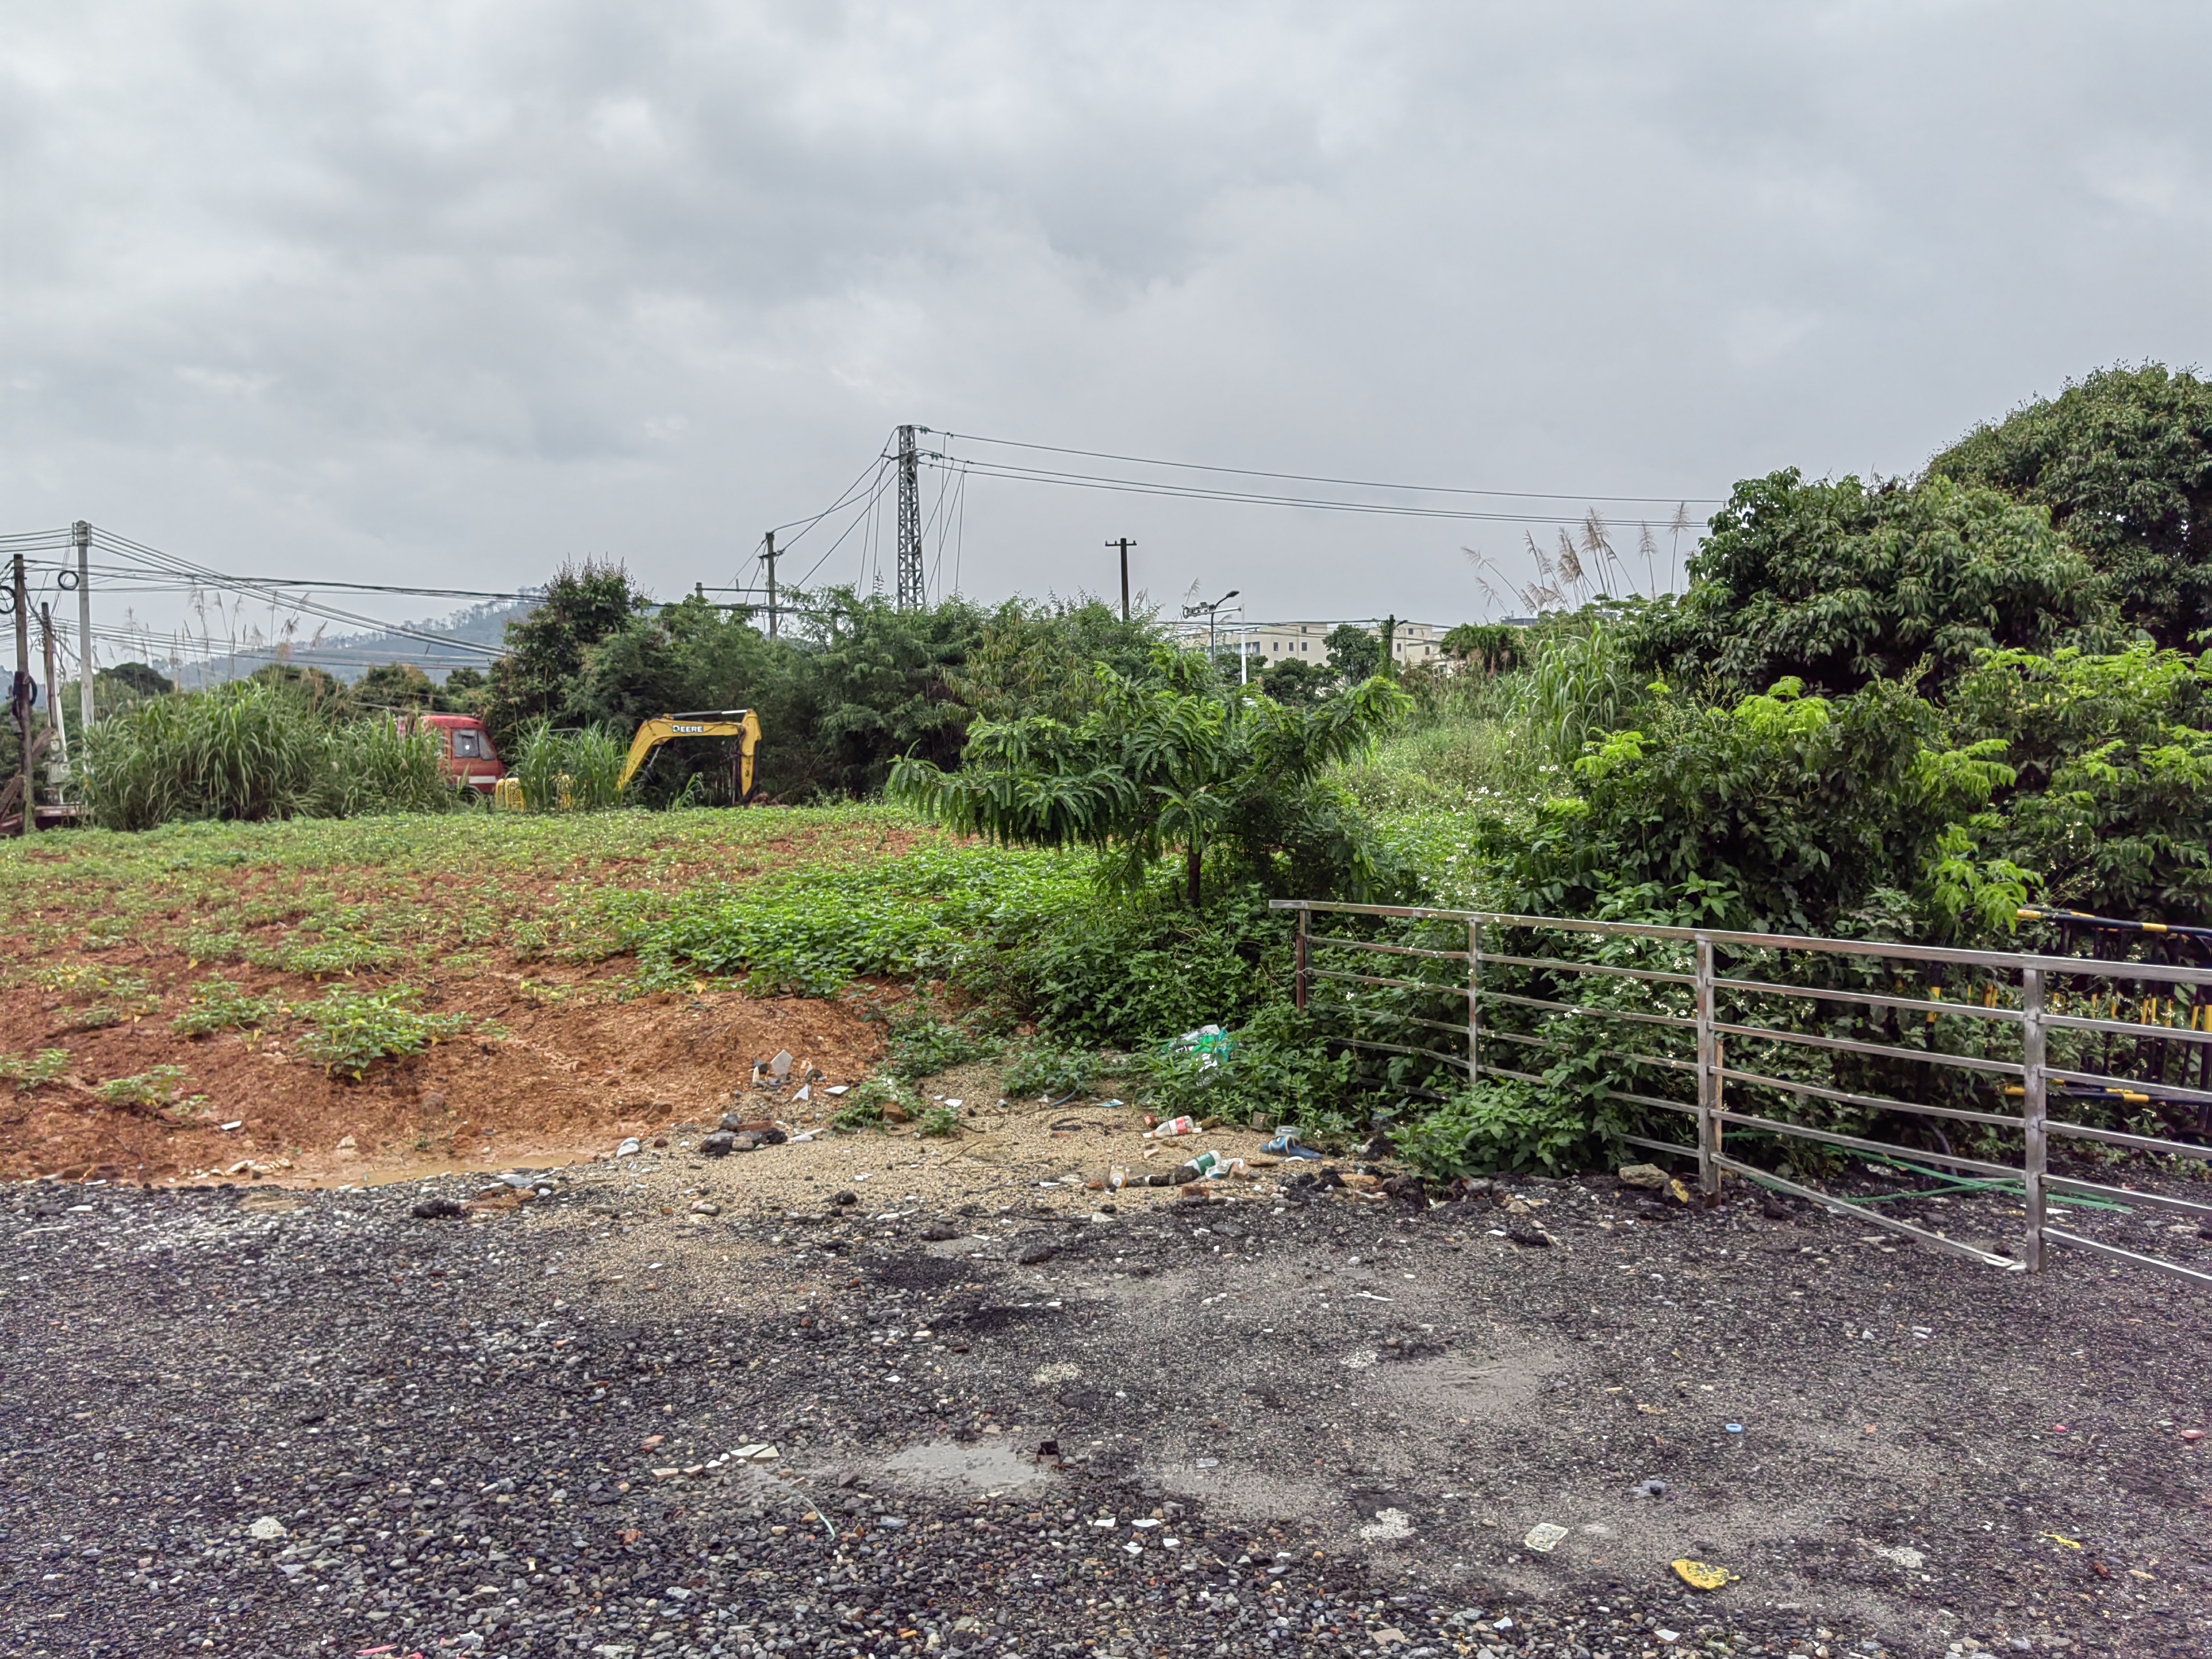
[890,649,1411,905]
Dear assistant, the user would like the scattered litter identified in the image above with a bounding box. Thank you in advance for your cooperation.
[247,1516,288,1541]
[1168,1024,1233,1070]
[730,1444,780,1463]
[1145,1117,1196,1140]
[2038,1532,2082,1550]
[1724,1424,1744,1435]
[793,1085,811,1103]
[1262,1132,1323,1160]
[826,1085,849,1096]
[1351,1291,1394,1302]
[1669,1178,1693,1204]
[1872,1545,1924,1569]
[1522,1522,1569,1554]
[218,1121,243,1132]
[2182,1429,2204,1443]
[616,1138,641,1158]
[1632,1479,1669,1499]
[1670,1559,1732,1590]
[771,1051,793,1078]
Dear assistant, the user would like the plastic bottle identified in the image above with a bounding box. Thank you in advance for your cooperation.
[1145,1116,1196,1139]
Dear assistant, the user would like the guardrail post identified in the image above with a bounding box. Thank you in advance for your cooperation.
[1294,907,1310,1013]
[2022,966,2047,1273]
[1467,918,1483,1083]
[1695,935,1719,1197]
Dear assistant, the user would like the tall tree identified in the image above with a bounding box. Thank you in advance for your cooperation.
[1928,364,2212,649]
[482,559,646,749]
[1324,623,1382,684]
[1627,469,2115,698]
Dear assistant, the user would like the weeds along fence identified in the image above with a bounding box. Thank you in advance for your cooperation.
[1270,899,2212,1287]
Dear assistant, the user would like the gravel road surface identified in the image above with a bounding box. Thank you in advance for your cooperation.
[5,1152,2206,1659]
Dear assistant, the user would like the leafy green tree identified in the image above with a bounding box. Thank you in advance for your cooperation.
[889,649,1412,906]
[353,662,440,710]
[1930,365,2212,649]
[948,597,1159,723]
[1627,470,2114,699]
[482,559,646,749]
[101,662,174,702]
[1258,656,1331,706]
[1324,623,1382,684]
[1440,623,1526,676]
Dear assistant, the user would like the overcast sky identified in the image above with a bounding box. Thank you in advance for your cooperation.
[4,1,2209,647]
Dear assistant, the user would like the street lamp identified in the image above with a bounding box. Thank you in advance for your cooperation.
[1182,589,1240,660]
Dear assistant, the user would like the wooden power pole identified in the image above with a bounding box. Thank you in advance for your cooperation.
[1107,538,1135,622]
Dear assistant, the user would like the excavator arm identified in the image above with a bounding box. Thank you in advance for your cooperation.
[616,709,761,797]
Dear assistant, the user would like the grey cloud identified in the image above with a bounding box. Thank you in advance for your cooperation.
[1,1,2208,627]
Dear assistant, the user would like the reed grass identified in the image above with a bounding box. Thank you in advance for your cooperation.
[78,681,462,831]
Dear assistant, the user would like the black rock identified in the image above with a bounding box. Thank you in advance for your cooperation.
[832,1190,859,1206]
[920,1222,960,1242]
[699,1131,737,1158]
[718,1112,748,1132]
[1505,1226,1551,1248]
[1016,1242,1058,1266]
[410,1197,464,1219]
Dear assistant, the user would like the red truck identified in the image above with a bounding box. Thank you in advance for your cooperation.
[403,713,507,796]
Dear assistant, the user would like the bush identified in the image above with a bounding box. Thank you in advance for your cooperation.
[293,985,469,1079]
[1001,1043,1100,1100]
[92,1065,197,1111]
[1138,1004,1357,1138]
[172,978,280,1036]
[0,1049,72,1091]
[1392,1078,1600,1177]
[884,1008,1000,1081]
[830,1077,914,1133]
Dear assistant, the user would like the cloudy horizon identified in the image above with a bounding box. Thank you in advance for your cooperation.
[5,1,2209,653]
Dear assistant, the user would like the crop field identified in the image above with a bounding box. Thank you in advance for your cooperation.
[0,805,1042,1186]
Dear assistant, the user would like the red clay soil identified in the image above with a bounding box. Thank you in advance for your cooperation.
[0,963,886,1190]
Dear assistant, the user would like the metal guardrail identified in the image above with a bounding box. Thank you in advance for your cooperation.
[1270,899,2212,1286]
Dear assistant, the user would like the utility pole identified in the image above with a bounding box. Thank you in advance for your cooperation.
[73,521,92,735]
[10,552,32,833]
[894,425,924,611]
[1106,538,1135,622]
[763,530,779,642]
[39,605,66,767]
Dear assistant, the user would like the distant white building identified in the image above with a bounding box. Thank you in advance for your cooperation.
[1173,617,1450,669]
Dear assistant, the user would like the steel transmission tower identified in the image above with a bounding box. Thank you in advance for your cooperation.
[895,424,925,610]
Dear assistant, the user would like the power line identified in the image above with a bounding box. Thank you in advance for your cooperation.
[918,455,1687,529]
[933,428,1723,507]
[85,527,508,657]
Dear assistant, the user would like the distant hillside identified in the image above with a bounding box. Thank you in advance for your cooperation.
[168,594,538,689]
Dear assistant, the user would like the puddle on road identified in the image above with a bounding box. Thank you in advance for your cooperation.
[881,1438,1051,1491]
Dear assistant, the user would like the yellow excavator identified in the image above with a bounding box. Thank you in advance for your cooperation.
[616,709,763,799]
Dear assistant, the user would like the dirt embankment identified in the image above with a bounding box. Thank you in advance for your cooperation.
[0,962,890,1189]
